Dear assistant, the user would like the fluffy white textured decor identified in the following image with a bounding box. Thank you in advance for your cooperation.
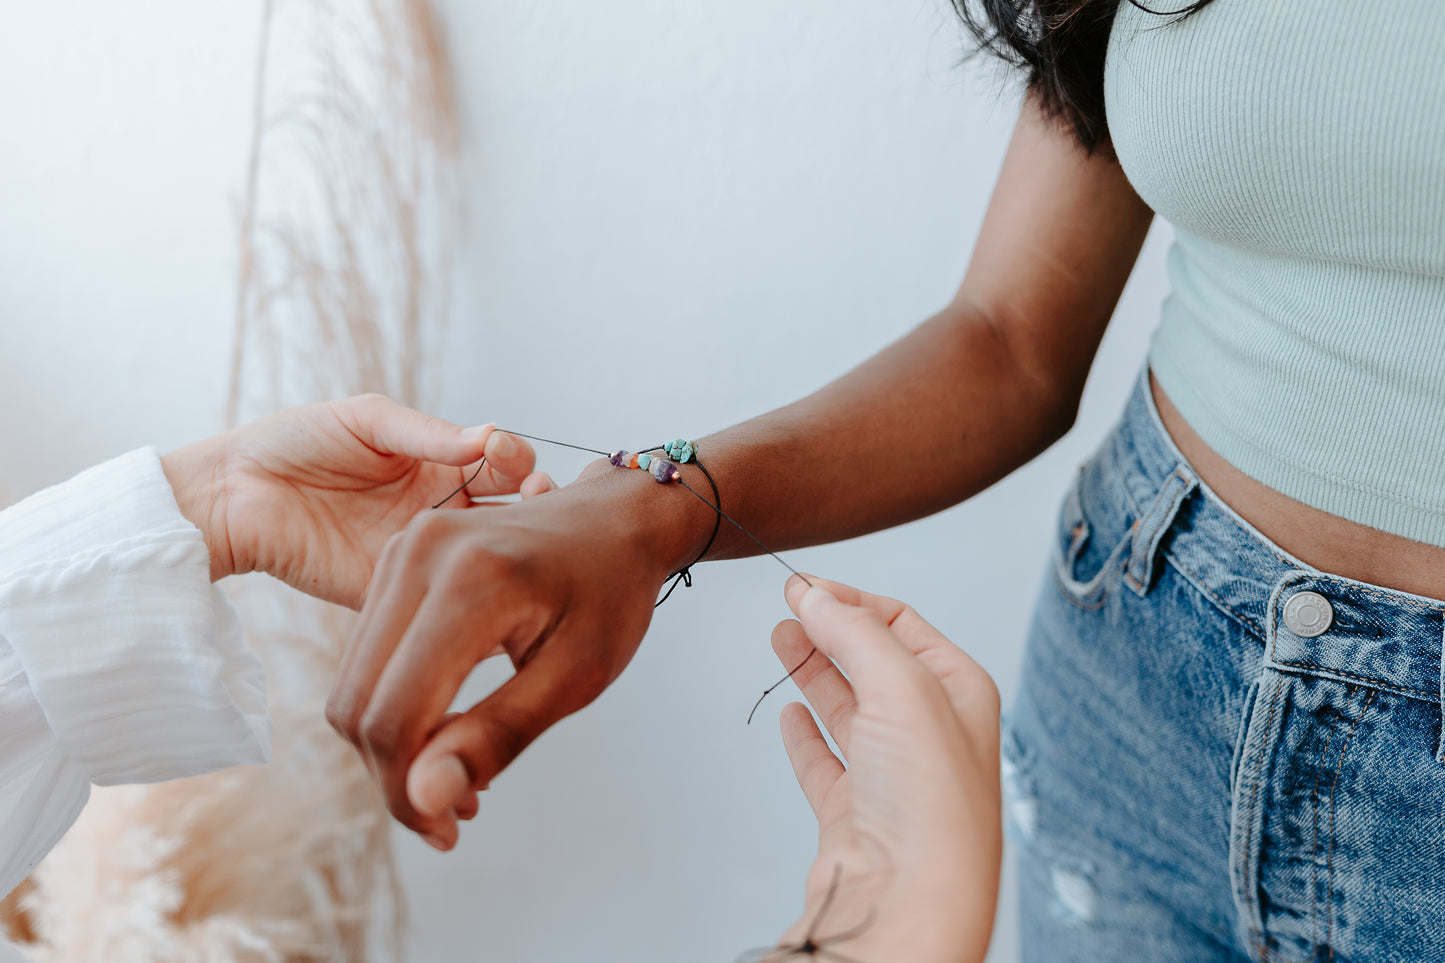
[1,588,402,962]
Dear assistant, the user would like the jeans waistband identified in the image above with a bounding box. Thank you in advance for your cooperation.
[1105,369,1445,722]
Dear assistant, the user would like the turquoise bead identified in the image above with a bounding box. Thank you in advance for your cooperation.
[638,453,652,469]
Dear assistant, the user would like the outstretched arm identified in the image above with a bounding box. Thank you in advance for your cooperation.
[327,97,1153,849]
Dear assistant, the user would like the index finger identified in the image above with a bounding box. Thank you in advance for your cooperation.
[780,582,921,700]
[783,575,997,723]
[785,574,937,656]
[406,637,604,832]
[355,570,543,842]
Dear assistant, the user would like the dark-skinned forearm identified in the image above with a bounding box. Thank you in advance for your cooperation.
[593,99,1153,580]
[637,304,1080,573]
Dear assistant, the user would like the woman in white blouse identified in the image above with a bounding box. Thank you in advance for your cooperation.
[0,394,546,903]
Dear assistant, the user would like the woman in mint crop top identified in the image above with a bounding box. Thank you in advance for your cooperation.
[325,3,1444,962]
[955,1,1445,960]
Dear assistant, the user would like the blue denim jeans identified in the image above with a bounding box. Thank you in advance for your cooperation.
[1007,370,1445,963]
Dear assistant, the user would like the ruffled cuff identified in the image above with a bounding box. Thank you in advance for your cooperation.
[0,448,270,785]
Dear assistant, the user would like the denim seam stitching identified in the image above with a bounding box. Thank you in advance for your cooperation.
[1051,532,1130,612]
[1163,550,1267,641]
[1244,677,1284,962]
[1325,689,1377,961]
[1123,465,1196,595]
[1120,463,1276,642]
[1308,691,1349,955]
[1311,578,1445,614]
[1117,455,1299,573]
[1267,654,1436,701]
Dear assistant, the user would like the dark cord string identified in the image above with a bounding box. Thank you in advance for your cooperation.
[435,429,821,722]
[498,430,610,457]
[734,864,876,963]
[665,473,817,723]
[673,475,810,585]
[432,458,488,509]
[747,649,817,726]
[644,446,723,610]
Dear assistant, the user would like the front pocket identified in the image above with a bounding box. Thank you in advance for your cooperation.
[1051,464,1131,609]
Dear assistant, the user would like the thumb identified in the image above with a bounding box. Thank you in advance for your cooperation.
[336,394,494,467]
[409,754,472,818]
[408,642,596,815]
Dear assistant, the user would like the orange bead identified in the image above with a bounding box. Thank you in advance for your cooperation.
[628,453,640,469]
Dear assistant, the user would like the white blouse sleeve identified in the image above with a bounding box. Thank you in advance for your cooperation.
[0,448,270,902]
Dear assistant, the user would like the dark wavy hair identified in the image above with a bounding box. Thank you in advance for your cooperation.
[954,0,1215,152]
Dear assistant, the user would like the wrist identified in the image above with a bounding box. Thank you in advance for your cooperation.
[576,457,716,580]
[161,438,238,582]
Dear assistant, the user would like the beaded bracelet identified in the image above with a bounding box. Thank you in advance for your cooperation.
[607,439,722,607]
[434,426,813,724]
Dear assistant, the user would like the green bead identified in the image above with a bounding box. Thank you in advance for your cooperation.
[638,453,652,469]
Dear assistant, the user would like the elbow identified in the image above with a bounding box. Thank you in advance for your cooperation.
[959,298,1089,452]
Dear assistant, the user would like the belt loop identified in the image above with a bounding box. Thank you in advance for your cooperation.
[1124,464,1198,598]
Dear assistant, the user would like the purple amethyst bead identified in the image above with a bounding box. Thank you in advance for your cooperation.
[609,450,632,468]
[650,457,680,482]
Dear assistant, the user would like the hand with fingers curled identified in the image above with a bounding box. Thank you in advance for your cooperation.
[162,393,549,609]
[760,576,1002,963]
[323,453,700,851]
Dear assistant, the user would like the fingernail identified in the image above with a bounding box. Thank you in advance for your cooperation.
[492,432,516,458]
[799,585,838,615]
[462,423,494,442]
[421,833,450,851]
[418,756,470,816]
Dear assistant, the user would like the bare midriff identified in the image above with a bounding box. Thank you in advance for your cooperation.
[1150,373,1445,601]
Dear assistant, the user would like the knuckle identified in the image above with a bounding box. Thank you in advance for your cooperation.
[420,412,452,439]
[358,709,404,759]
[823,703,852,738]
[835,603,878,632]
[408,507,450,539]
[568,645,619,697]
[484,708,536,765]
[324,696,360,742]
[455,544,529,586]
[404,507,458,550]
[374,528,409,568]
[341,392,389,426]
[382,786,429,834]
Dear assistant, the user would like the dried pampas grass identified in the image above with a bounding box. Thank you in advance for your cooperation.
[227,0,460,422]
[1,593,404,962]
[1,0,460,958]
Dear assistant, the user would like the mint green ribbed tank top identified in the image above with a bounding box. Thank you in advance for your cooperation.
[1105,0,1445,546]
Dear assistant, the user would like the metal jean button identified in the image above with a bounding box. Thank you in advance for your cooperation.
[1283,590,1334,638]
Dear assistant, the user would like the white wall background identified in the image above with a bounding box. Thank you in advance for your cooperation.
[0,2,1173,960]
